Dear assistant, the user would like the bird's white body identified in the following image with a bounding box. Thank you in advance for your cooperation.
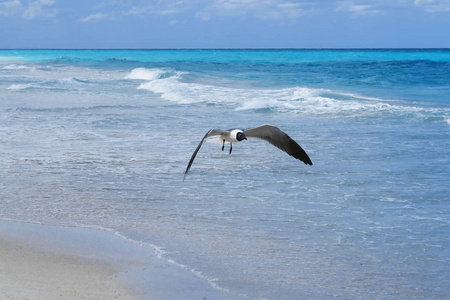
[207,129,244,144]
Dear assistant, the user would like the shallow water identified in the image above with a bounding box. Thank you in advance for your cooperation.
[1,49,449,299]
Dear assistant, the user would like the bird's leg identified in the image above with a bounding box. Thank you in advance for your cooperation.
[229,143,233,155]
[222,139,225,151]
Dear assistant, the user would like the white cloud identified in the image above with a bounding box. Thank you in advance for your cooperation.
[336,1,381,15]
[196,0,307,21]
[80,12,108,22]
[124,1,184,16]
[0,0,22,16]
[93,1,133,10]
[414,0,450,12]
[23,0,57,19]
[1,0,22,8]
[124,5,155,15]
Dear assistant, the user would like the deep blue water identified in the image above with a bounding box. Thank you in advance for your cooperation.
[1,49,449,299]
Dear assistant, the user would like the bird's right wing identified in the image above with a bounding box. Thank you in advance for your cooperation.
[184,129,226,180]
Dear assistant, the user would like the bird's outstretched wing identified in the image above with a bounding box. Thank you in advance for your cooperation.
[184,129,226,180]
[244,125,313,165]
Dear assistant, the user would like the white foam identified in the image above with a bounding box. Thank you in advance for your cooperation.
[125,68,166,81]
[137,77,220,104]
[135,77,368,114]
[3,64,34,70]
[7,83,38,90]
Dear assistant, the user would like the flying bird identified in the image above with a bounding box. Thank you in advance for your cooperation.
[184,124,312,179]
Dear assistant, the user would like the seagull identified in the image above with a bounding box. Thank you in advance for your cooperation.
[184,124,312,179]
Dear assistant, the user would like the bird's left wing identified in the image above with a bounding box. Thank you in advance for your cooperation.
[244,125,313,165]
[184,129,226,180]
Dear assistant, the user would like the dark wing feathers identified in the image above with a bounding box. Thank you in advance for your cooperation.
[184,125,312,180]
[183,129,226,180]
[244,125,313,165]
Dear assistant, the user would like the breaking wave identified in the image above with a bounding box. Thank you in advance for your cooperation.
[125,68,450,122]
[2,64,35,70]
[7,83,39,90]
[7,77,89,91]
[125,68,166,81]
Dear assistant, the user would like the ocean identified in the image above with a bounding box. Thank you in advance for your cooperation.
[1,49,449,299]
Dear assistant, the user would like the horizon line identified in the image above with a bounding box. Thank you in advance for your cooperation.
[1,47,450,51]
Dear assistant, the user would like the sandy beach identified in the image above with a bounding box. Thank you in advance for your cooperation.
[0,238,139,300]
[0,220,142,300]
[0,220,239,300]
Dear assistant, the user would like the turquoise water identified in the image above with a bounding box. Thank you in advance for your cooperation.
[1,49,449,299]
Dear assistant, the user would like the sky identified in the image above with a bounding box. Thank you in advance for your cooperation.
[1,0,449,48]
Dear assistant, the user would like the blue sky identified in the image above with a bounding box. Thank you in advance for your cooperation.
[1,0,449,48]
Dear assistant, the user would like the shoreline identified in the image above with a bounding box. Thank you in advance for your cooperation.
[0,219,141,300]
[0,219,239,300]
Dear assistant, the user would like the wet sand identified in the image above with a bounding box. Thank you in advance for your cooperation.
[0,219,239,300]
